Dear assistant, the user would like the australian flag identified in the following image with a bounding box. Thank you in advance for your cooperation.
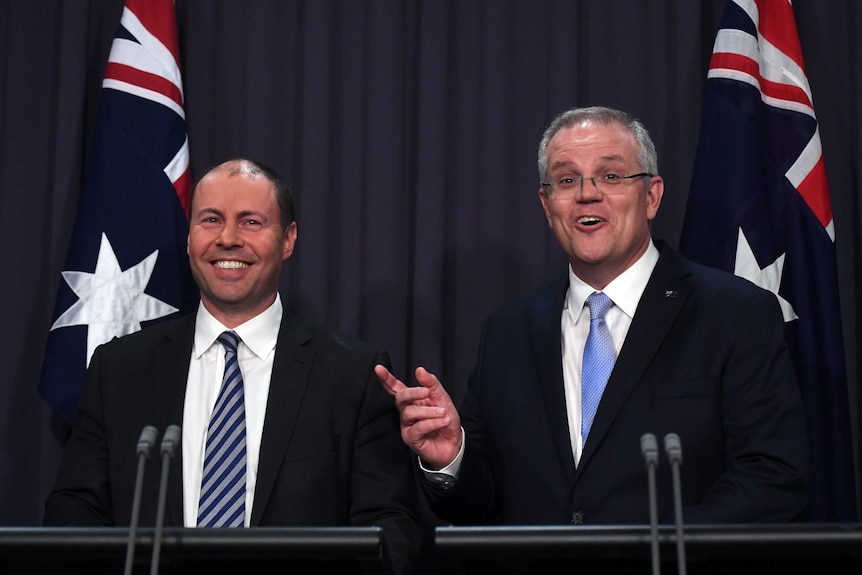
[680,0,856,521]
[40,0,198,425]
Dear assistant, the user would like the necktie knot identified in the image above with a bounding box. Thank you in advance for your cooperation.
[217,331,240,354]
[586,292,614,321]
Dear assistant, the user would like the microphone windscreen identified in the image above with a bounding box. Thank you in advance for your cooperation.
[641,433,659,465]
[161,425,181,457]
[137,426,158,457]
[664,433,683,464]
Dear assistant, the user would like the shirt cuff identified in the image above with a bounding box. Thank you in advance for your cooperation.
[419,427,465,489]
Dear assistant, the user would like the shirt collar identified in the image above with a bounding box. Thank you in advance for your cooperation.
[193,294,283,360]
[565,239,660,320]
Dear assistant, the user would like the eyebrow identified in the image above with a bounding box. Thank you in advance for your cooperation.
[194,207,268,221]
[549,155,629,172]
[193,206,221,217]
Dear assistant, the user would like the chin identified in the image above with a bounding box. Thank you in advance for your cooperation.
[571,245,610,265]
[207,289,250,307]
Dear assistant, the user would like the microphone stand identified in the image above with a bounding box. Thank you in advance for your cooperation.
[641,433,661,575]
[150,425,181,575]
[124,426,158,575]
[664,433,687,575]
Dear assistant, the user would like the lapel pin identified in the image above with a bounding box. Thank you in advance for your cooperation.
[664,290,679,298]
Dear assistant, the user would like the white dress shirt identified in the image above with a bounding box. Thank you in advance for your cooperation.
[182,295,282,527]
[562,241,659,466]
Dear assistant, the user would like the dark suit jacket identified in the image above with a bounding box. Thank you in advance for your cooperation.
[44,309,422,574]
[427,241,809,526]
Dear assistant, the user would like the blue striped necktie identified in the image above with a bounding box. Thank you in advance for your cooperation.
[581,292,616,445]
[198,330,247,527]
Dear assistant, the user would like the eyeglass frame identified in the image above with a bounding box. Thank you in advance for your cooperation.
[540,172,654,197]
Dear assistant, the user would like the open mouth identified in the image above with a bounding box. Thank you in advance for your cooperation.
[578,216,603,226]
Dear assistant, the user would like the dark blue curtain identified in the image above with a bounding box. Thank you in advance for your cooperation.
[1,0,859,534]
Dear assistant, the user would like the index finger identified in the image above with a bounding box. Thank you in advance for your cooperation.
[375,364,407,397]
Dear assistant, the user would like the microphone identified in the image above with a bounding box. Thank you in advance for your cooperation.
[150,425,181,575]
[124,426,158,575]
[641,433,661,575]
[664,433,687,575]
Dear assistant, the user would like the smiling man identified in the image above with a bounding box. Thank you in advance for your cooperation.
[45,158,422,575]
[377,106,810,527]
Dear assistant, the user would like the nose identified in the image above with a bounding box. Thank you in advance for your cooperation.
[217,223,242,247]
[577,176,603,201]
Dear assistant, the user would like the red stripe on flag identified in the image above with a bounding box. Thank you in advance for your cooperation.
[126,0,181,68]
[795,157,833,229]
[710,53,812,109]
[104,62,183,109]
[754,0,805,73]
[710,52,759,77]
[760,77,812,109]
[173,167,192,215]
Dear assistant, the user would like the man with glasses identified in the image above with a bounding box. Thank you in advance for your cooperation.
[377,106,809,526]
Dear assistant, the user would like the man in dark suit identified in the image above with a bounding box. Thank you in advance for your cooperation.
[377,106,809,526]
[45,158,422,575]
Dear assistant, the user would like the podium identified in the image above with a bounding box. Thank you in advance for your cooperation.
[435,523,862,574]
[0,526,389,574]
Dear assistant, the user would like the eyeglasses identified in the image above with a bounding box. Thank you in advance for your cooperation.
[541,172,653,199]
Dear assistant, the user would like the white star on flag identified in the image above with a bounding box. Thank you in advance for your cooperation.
[733,227,798,323]
[50,233,179,365]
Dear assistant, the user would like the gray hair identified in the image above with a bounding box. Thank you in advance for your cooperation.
[537,106,658,183]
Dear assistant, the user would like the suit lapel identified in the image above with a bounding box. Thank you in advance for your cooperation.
[579,242,692,466]
[249,313,314,526]
[532,277,577,483]
[152,314,195,527]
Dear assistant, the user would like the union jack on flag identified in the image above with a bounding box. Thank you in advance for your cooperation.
[40,0,198,425]
[680,0,856,521]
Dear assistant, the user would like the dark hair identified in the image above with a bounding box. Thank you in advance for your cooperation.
[190,157,296,229]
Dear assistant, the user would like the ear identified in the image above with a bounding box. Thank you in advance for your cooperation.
[538,187,553,226]
[645,176,664,221]
[282,221,298,261]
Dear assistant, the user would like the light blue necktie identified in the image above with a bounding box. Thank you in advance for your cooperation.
[581,292,616,445]
[198,331,247,527]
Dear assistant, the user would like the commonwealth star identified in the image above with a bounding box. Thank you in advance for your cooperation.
[51,233,180,365]
[733,227,798,323]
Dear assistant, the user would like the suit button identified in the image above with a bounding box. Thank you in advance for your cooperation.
[571,511,584,524]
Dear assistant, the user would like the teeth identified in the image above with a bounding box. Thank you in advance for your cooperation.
[214,260,249,269]
[579,216,602,225]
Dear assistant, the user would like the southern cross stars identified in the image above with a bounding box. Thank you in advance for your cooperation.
[734,227,798,322]
[50,233,179,366]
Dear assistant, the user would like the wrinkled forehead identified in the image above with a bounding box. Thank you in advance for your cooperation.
[191,165,276,212]
[553,119,637,145]
[547,122,639,165]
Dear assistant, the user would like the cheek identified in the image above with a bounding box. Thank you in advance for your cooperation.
[255,236,287,260]
[550,216,575,242]
[546,203,569,225]
[187,231,215,259]
[187,236,204,256]
[620,199,647,223]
